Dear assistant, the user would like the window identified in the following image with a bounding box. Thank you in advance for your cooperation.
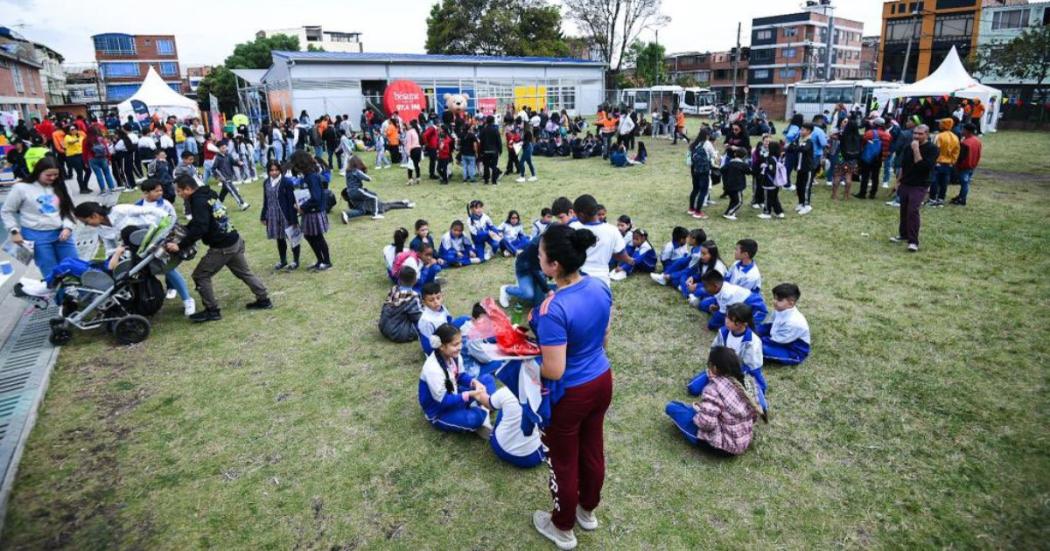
[752,69,770,79]
[779,68,797,79]
[796,87,821,103]
[12,65,23,93]
[886,19,921,41]
[756,30,773,40]
[101,62,140,78]
[935,14,973,37]
[167,83,182,93]
[784,27,797,37]
[93,34,136,55]
[106,84,139,101]
[992,9,1029,30]
[159,62,178,76]
[783,48,797,59]
[156,39,175,55]
[750,49,774,63]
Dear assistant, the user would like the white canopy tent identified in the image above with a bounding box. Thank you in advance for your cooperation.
[116,67,201,122]
[873,47,1002,132]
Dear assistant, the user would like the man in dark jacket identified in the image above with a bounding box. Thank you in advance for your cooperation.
[478,116,503,185]
[891,124,938,252]
[166,175,271,322]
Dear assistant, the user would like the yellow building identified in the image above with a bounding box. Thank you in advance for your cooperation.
[877,0,988,82]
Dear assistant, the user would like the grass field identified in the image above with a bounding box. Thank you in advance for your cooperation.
[2,121,1049,549]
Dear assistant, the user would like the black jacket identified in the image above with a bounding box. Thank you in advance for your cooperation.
[900,141,939,187]
[378,287,423,343]
[722,158,752,193]
[180,186,239,249]
[479,124,502,156]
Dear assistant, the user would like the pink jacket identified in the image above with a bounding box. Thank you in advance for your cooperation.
[404,128,420,151]
[693,375,759,455]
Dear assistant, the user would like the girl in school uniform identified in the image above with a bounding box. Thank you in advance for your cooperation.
[409,219,438,254]
[497,210,530,257]
[681,240,727,303]
[659,226,689,271]
[382,227,412,281]
[609,229,657,281]
[687,303,767,413]
[474,360,546,468]
[260,160,301,270]
[289,151,333,271]
[615,214,635,245]
[467,200,501,261]
[439,220,480,267]
[418,323,496,434]
[665,346,764,456]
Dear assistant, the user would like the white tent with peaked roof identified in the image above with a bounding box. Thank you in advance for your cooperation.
[116,66,200,122]
[873,46,1002,132]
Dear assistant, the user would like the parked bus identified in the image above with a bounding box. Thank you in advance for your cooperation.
[617,86,716,117]
[785,80,901,121]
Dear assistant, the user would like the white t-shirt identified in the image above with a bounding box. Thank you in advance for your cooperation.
[490,387,541,457]
[570,220,625,287]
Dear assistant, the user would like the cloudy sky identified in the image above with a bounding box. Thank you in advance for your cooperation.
[2,0,884,68]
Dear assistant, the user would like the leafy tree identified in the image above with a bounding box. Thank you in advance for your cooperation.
[675,74,702,87]
[630,40,665,85]
[425,0,569,57]
[973,26,1050,121]
[306,44,326,52]
[197,34,301,115]
[563,0,668,72]
[195,66,239,115]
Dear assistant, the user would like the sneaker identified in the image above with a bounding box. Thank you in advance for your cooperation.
[687,209,697,215]
[285,262,299,271]
[406,201,416,208]
[499,285,511,308]
[183,298,196,317]
[650,273,667,286]
[750,203,762,209]
[799,205,813,215]
[372,214,385,220]
[189,308,221,323]
[239,203,251,211]
[692,211,708,219]
[687,295,700,308]
[794,204,803,211]
[889,236,904,243]
[245,298,273,310]
[502,250,512,258]
[609,270,627,281]
[532,511,577,550]
[528,176,537,182]
[776,213,785,219]
[166,288,178,300]
[341,211,350,224]
[757,213,772,219]
[881,182,890,188]
[886,200,900,207]
[576,506,598,531]
[314,263,332,272]
[516,177,526,183]
[907,243,919,252]
[722,214,737,221]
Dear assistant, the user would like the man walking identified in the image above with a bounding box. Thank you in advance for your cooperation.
[479,116,503,185]
[950,123,982,206]
[891,125,938,253]
[166,175,271,322]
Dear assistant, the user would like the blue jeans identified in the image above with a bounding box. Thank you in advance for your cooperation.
[519,146,535,177]
[957,169,973,203]
[504,270,546,306]
[21,227,79,277]
[462,155,477,181]
[932,163,953,201]
[202,159,215,185]
[166,269,190,300]
[175,142,186,161]
[272,141,284,162]
[882,152,895,184]
[89,157,116,191]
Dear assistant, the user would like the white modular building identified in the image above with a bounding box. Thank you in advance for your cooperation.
[257,51,606,124]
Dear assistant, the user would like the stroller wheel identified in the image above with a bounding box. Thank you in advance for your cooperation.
[49,323,73,346]
[113,315,151,345]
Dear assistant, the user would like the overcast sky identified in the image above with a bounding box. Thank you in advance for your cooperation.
[2,0,885,68]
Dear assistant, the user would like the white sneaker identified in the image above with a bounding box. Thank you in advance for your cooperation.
[907,243,919,252]
[371,214,385,220]
[406,201,416,208]
[533,511,577,550]
[609,270,627,281]
[183,298,196,317]
[750,203,762,209]
[166,288,178,300]
[650,273,667,286]
[722,214,737,221]
[794,204,803,211]
[799,205,813,215]
[776,213,785,219]
[341,211,350,224]
[528,176,538,182]
[576,506,598,531]
[881,182,890,188]
[757,213,771,219]
[886,200,900,207]
[687,295,700,308]
[240,203,251,211]
[516,177,526,183]
[499,285,511,308]
[17,278,50,297]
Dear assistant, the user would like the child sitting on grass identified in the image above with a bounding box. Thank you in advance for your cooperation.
[417,281,470,356]
[418,323,496,435]
[610,229,656,281]
[459,302,502,378]
[688,303,767,413]
[498,210,530,257]
[699,269,768,331]
[531,208,553,238]
[725,238,762,292]
[616,214,635,244]
[379,267,423,343]
[650,228,706,288]
[439,220,481,267]
[472,360,546,468]
[682,240,727,304]
[665,346,765,456]
[467,200,502,261]
[659,226,689,271]
[756,283,811,366]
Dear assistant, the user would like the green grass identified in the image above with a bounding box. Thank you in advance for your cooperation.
[3,122,1050,549]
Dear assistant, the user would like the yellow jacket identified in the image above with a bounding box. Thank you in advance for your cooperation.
[64,134,84,156]
[935,120,959,165]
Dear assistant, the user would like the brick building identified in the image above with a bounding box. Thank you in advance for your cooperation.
[184,65,212,98]
[877,0,984,83]
[0,46,47,121]
[664,48,749,104]
[748,6,864,118]
[92,33,182,103]
[860,36,881,79]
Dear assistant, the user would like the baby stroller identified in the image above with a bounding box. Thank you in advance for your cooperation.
[15,219,196,345]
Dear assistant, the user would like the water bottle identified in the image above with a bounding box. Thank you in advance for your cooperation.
[511,303,524,326]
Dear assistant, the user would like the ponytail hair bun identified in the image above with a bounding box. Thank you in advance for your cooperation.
[541,224,593,276]
[570,227,597,253]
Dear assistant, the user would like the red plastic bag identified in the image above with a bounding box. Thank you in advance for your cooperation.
[481,297,540,357]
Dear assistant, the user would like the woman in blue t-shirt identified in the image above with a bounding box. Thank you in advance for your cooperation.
[530,223,614,549]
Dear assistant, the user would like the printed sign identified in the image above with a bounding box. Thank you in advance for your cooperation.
[382,80,426,123]
[130,100,150,124]
[477,97,498,116]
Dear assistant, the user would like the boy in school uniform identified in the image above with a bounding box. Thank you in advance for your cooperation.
[699,269,768,331]
[379,267,423,343]
[688,303,768,412]
[531,207,553,238]
[659,226,689,271]
[725,238,762,292]
[473,359,546,468]
[417,281,470,356]
[756,283,811,366]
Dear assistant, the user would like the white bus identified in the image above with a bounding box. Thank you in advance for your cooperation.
[785,80,901,121]
[617,86,716,117]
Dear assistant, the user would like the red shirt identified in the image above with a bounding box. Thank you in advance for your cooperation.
[956,135,982,170]
[35,120,55,140]
[422,125,439,149]
[864,128,893,161]
[437,136,453,160]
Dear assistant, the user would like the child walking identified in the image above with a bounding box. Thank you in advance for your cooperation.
[758,142,786,219]
[260,160,301,270]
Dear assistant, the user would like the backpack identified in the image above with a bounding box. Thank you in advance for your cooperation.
[690,146,710,175]
[861,132,881,164]
[774,158,788,187]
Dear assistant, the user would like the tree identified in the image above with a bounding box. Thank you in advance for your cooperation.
[306,44,326,52]
[197,34,301,115]
[563,0,669,72]
[425,0,569,57]
[974,26,1050,121]
[675,74,702,88]
[629,40,665,85]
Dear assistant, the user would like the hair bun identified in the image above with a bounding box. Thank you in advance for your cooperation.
[570,228,597,252]
[429,334,443,350]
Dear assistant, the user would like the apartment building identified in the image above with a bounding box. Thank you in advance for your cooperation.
[92,33,182,103]
[257,27,364,53]
[877,0,984,83]
[975,0,1050,102]
[664,49,749,104]
[0,46,47,120]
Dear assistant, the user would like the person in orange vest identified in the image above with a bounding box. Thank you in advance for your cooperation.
[673,109,688,145]
[385,114,402,165]
[970,100,985,134]
[600,109,618,159]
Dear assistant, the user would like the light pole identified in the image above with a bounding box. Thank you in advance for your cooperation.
[900,9,920,83]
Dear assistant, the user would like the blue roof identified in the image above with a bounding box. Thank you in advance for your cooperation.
[271,51,604,67]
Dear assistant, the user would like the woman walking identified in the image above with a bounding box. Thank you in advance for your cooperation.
[0,158,78,276]
[531,223,614,550]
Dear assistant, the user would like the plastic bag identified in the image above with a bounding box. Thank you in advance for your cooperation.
[480,297,540,357]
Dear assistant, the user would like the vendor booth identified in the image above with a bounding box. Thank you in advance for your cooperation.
[116,67,201,124]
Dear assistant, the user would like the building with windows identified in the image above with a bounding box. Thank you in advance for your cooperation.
[860,36,881,79]
[257,27,363,53]
[975,0,1050,103]
[92,33,182,103]
[258,51,604,124]
[748,4,865,118]
[0,45,47,121]
[664,49,749,104]
[877,0,985,83]
[184,65,212,98]
[0,27,67,107]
